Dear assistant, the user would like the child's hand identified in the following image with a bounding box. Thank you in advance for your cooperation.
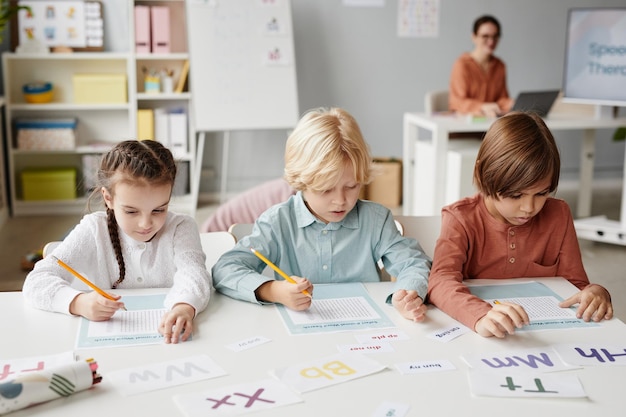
[391,290,427,322]
[559,284,613,322]
[255,276,313,311]
[159,303,195,344]
[475,302,529,338]
[69,291,125,321]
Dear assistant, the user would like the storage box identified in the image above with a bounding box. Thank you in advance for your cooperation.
[366,158,402,208]
[21,168,77,201]
[16,118,77,150]
[73,73,127,104]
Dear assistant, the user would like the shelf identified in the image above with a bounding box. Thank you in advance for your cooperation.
[12,146,114,156]
[8,103,131,111]
[137,92,191,101]
[12,198,90,216]
[1,0,197,218]
[3,52,130,61]
[136,53,189,60]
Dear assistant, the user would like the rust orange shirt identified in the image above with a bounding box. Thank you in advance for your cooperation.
[427,194,590,330]
[449,53,512,115]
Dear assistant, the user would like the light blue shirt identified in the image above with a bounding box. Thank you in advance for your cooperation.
[212,192,431,304]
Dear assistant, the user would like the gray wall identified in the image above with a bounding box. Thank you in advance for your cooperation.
[200,0,626,197]
[2,1,624,197]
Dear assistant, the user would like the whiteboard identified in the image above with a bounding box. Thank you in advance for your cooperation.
[186,0,299,131]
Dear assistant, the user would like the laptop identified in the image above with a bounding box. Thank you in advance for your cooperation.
[510,90,560,117]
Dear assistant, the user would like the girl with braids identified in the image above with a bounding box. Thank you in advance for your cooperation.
[23,140,211,344]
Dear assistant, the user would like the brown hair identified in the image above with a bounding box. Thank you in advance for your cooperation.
[89,140,176,288]
[473,112,560,199]
[473,15,501,36]
[284,107,373,192]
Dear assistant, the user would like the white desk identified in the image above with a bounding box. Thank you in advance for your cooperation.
[402,112,626,245]
[2,279,626,417]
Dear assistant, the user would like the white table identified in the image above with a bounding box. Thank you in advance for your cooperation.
[2,279,626,417]
[402,112,626,245]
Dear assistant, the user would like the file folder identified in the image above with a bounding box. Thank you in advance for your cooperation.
[134,5,151,53]
[137,109,154,140]
[169,110,187,158]
[151,6,171,53]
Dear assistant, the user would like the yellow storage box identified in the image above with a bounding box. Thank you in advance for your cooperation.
[21,168,77,201]
[73,73,127,104]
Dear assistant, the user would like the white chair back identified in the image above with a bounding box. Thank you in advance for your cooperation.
[42,241,62,258]
[199,231,237,270]
[393,215,442,258]
[227,223,254,242]
[425,90,449,114]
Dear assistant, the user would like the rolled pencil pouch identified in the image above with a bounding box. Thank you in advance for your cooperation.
[0,359,101,415]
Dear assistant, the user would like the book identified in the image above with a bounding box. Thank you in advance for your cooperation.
[175,60,189,93]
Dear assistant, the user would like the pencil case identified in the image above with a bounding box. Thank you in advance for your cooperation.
[0,359,101,415]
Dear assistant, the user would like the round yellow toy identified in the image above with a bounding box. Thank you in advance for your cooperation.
[23,82,53,103]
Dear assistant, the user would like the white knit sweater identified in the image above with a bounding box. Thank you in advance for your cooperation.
[23,211,211,315]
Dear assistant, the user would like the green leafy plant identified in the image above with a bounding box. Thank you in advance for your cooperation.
[613,127,626,142]
[0,1,31,44]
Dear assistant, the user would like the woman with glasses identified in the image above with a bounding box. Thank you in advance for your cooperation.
[449,15,514,118]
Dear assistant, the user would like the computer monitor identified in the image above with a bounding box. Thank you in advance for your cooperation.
[562,8,626,118]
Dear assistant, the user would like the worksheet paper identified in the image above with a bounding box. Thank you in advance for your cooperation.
[75,294,169,348]
[486,296,577,321]
[468,281,599,331]
[275,283,395,335]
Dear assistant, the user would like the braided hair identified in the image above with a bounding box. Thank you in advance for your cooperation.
[90,140,176,289]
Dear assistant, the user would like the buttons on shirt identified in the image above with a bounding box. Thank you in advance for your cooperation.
[136,276,144,283]
[508,257,515,264]
[510,243,516,250]
[509,230,515,236]
[322,265,328,270]
[322,230,328,235]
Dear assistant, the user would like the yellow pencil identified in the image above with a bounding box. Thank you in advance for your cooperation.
[52,255,126,310]
[250,248,312,298]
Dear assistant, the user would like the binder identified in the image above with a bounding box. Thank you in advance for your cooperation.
[134,5,151,53]
[151,6,171,53]
[137,109,154,140]
[154,108,170,147]
[168,110,187,158]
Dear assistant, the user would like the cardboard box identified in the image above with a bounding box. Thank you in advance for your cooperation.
[73,73,127,104]
[366,158,402,208]
[21,168,77,201]
[16,118,77,150]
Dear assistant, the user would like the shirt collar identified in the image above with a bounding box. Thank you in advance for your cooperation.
[293,191,360,230]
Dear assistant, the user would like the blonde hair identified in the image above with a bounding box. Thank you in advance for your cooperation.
[474,111,560,198]
[284,107,372,192]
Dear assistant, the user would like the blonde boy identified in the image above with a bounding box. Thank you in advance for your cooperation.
[212,107,431,321]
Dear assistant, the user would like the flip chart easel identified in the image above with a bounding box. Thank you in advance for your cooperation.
[185,0,299,201]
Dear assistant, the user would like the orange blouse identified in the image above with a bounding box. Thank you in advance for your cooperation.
[449,52,512,115]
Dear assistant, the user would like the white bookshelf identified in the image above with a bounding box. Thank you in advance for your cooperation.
[1,0,198,217]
